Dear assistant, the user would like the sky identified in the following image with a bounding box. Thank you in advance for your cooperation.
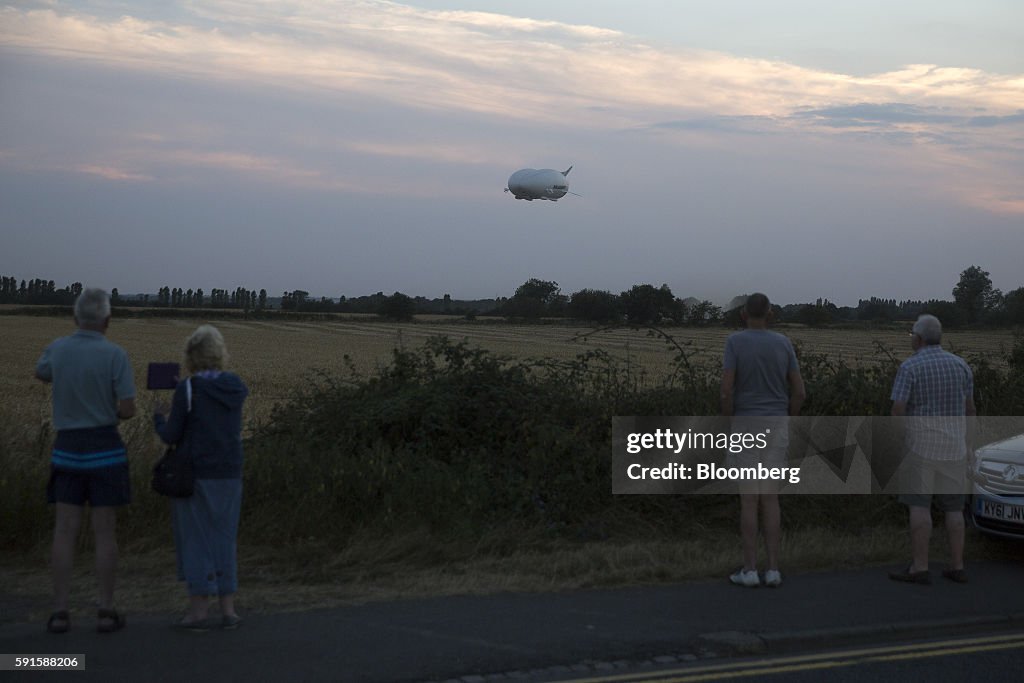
[1,0,1022,306]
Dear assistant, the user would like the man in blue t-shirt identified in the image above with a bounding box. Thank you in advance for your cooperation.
[35,288,136,634]
[720,293,805,588]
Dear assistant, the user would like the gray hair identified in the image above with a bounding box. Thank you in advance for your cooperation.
[185,324,228,372]
[912,314,942,345]
[74,288,111,326]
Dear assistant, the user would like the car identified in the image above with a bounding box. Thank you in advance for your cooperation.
[969,433,1024,539]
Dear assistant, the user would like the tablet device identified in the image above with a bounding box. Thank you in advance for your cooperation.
[147,362,180,390]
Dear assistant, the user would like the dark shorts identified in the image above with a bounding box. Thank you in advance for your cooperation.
[47,464,131,507]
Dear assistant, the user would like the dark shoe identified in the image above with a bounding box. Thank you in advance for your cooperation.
[96,608,125,633]
[222,615,243,630]
[173,617,214,632]
[889,565,931,585]
[942,568,968,584]
[46,611,70,634]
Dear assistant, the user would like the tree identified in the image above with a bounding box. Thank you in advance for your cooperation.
[921,300,966,329]
[568,289,622,322]
[620,284,684,324]
[795,303,832,326]
[687,300,723,325]
[953,265,1001,324]
[505,278,562,318]
[1000,287,1024,325]
[282,289,309,310]
[379,292,416,321]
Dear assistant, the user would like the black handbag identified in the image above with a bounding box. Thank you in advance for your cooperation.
[152,377,194,497]
[152,445,194,497]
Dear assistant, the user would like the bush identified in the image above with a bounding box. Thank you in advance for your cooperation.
[4,333,1022,553]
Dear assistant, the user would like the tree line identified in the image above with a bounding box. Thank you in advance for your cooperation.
[2,265,1021,327]
[459,266,1022,328]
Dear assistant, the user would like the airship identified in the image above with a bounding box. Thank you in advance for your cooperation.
[505,165,576,201]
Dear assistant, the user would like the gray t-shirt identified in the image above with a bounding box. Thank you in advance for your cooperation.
[36,329,135,431]
[723,329,799,416]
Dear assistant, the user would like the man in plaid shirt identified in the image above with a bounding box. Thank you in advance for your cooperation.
[888,314,976,585]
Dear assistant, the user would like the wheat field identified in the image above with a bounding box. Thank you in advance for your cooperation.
[3,314,1017,433]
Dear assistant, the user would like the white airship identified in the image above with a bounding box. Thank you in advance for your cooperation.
[505,165,576,201]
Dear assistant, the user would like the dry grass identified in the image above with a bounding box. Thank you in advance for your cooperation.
[3,523,1018,625]
[3,315,1017,430]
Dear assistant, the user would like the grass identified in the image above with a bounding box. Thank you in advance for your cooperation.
[3,521,1019,625]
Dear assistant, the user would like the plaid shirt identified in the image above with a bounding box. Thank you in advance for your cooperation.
[890,345,974,461]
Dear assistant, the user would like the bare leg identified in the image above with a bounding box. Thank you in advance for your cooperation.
[739,493,759,571]
[909,506,932,572]
[52,503,84,617]
[187,595,210,622]
[760,492,781,571]
[90,506,118,611]
[945,510,965,570]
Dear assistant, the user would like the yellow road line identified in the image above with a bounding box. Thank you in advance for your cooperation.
[554,632,1024,683]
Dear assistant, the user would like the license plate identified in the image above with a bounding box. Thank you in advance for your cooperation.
[977,499,1024,523]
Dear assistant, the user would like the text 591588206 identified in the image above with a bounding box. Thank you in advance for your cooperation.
[1,655,85,671]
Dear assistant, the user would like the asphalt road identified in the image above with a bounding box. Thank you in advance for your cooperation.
[541,632,1024,683]
[2,560,1023,682]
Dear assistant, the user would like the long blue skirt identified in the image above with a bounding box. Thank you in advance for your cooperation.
[171,478,242,596]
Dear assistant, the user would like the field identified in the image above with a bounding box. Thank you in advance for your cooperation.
[4,314,1018,433]
[1,314,1021,622]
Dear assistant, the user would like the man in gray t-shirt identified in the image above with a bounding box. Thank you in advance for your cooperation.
[720,293,805,588]
[35,288,135,634]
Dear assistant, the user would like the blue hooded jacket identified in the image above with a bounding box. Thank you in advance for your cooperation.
[154,372,248,479]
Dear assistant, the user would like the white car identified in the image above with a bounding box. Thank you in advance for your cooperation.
[970,434,1024,539]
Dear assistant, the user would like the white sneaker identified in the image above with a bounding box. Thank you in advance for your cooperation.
[763,569,783,587]
[729,569,760,587]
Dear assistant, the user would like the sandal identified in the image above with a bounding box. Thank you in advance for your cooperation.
[173,617,215,632]
[942,568,968,584]
[888,565,931,585]
[221,614,243,630]
[96,608,126,633]
[46,610,70,634]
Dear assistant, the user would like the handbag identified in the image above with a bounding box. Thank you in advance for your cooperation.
[152,378,194,497]
[152,445,194,497]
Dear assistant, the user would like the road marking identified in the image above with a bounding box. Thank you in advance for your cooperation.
[553,632,1024,683]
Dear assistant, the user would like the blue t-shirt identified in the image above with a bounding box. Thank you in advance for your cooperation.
[723,329,799,416]
[36,330,135,431]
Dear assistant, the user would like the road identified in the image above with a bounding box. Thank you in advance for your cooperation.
[541,632,1024,683]
[1,560,1023,682]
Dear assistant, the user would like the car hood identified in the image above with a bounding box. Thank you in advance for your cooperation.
[978,433,1024,460]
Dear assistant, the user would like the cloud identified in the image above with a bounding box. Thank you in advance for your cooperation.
[2,1,1023,214]
[795,103,1024,130]
[647,115,780,135]
[75,164,154,182]
[795,103,961,126]
[4,3,1022,125]
[967,111,1024,128]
